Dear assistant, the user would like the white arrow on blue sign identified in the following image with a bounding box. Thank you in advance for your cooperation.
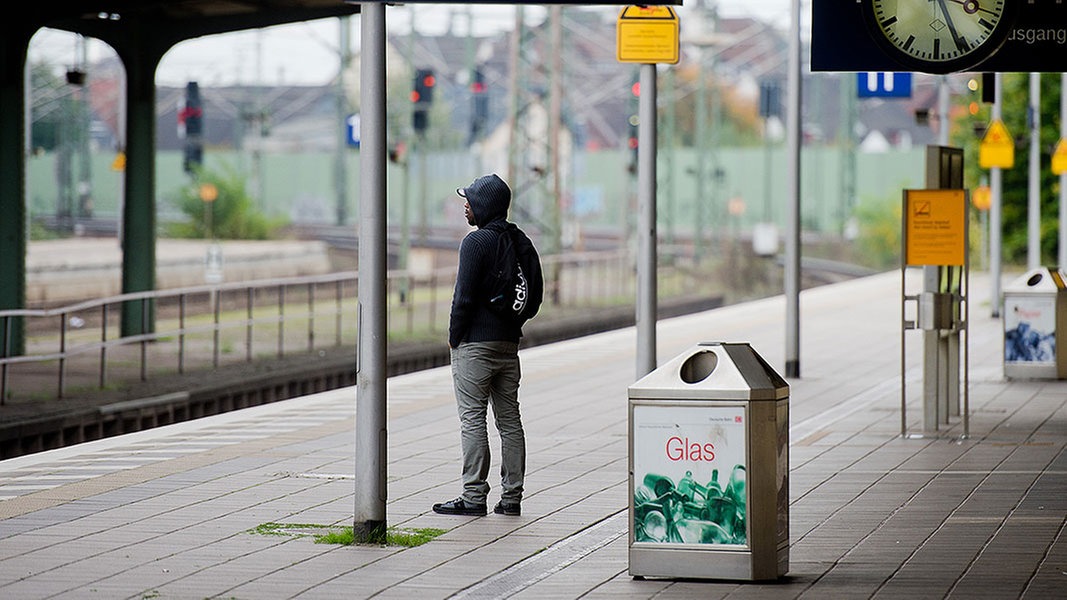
[857,72,912,99]
[346,113,360,148]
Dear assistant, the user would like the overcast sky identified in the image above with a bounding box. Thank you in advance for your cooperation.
[29,2,793,88]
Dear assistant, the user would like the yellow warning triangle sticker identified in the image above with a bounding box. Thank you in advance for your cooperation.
[980,120,1014,169]
[1053,139,1067,175]
[982,120,1012,146]
[619,5,676,18]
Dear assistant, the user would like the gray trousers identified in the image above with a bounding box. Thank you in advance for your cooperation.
[450,341,525,505]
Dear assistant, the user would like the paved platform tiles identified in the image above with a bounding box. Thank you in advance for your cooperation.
[0,270,1064,599]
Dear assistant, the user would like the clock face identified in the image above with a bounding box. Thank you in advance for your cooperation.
[862,0,1016,74]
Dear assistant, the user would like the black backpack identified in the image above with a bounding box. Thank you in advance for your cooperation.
[483,221,543,325]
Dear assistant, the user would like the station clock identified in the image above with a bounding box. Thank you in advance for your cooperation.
[860,0,1017,74]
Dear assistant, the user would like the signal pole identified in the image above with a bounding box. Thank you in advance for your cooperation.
[335,16,351,226]
[635,62,657,378]
[785,0,802,378]
[548,6,563,304]
[1028,73,1040,270]
[991,73,1003,317]
[412,68,434,242]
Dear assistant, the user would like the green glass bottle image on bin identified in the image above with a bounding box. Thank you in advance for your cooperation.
[677,470,696,499]
[633,466,748,545]
[634,477,670,543]
[642,473,674,497]
[727,465,746,514]
[705,468,723,498]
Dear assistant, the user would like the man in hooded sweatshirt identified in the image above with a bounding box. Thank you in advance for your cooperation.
[433,173,526,517]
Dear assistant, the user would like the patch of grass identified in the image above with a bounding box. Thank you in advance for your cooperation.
[251,522,316,537]
[318,526,446,547]
[250,522,445,547]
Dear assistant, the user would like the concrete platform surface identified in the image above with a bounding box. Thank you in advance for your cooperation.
[0,270,1064,599]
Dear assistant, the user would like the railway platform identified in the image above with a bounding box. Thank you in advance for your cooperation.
[0,270,1064,599]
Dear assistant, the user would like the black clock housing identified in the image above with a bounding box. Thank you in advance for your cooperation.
[858,0,1019,74]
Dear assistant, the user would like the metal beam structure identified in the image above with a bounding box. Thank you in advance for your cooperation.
[1,1,361,352]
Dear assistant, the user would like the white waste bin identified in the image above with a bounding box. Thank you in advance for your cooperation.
[1003,268,1067,379]
[627,342,788,581]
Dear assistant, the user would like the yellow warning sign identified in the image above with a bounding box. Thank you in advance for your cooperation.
[972,185,991,211]
[979,119,1014,169]
[617,5,679,64]
[111,152,126,171]
[904,189,967,267]
[199,183,219,203]
[1053,139,1067,175]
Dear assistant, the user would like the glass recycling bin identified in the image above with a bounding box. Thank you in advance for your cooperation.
[628,342,789,581]
[1003,267,1067,379]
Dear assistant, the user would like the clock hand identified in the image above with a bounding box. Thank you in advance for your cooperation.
[935,0,970,53]
[946,0,991,16]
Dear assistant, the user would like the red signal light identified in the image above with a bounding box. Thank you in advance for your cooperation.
[631,82,640,97]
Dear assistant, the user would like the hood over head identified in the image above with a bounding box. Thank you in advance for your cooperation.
[457,174,511,227]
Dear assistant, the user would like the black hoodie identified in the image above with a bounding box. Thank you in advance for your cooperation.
[449,174,523,348]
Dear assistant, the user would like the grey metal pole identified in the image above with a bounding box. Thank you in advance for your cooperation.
[991,73,1003,317]
[1061,73,1067,268]
[354,1,387,544]
[398,6,416,302]
[695,50,707,261]
[938,77,950,147]
[549,6,564,303]
[665,68,676,248]
[636,63,657,379]
[335,16,351,226]
[1029,73,1041,270]
[506,7,522,188]
[784,0,802,378]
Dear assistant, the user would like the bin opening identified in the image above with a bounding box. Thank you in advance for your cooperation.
[680,350,718,383]
[1027,272,1044,286]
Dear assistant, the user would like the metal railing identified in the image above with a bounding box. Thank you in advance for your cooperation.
[1,249,660,404]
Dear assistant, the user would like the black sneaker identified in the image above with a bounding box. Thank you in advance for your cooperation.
[432,497,487,516]
[493,500,521,516]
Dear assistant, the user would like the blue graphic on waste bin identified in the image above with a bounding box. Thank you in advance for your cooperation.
[1004,299,1056,364]
[632,404,747,546]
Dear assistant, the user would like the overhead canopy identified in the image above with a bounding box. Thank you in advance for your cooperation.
[20,1,361,48]
[0,0,362,353]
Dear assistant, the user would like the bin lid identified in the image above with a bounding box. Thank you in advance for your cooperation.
[1005,268,1066,293]
[628,342,788,401]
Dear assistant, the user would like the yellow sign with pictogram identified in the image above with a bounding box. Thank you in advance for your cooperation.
[1052,139,1067,175]
[617,5,679,64]
[904,189,967,267]
[979,119,1014,169]
[199,183,219,203]
[972,185,991,211]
